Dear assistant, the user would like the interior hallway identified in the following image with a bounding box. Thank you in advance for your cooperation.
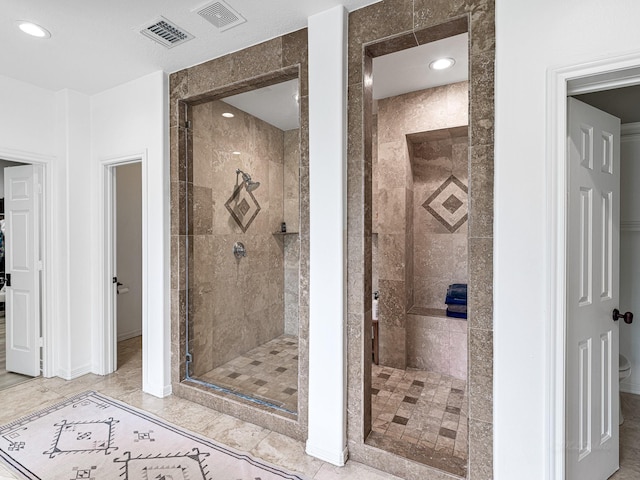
[0,337,400,480]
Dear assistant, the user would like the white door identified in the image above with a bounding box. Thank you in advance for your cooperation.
[4,165,41,377]
[566,97,621,479]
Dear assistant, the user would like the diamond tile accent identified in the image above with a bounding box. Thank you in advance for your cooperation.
[237,198,251,216]
[422,175,468,232]
[224,183,261,232]
[442,194,463,214]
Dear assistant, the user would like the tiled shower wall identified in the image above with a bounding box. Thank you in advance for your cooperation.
[283,129,300,336]
[189,100,285,377]
[412,128,469,309]
[374,83,468,370]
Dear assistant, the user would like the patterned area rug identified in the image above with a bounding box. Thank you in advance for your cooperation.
[0,391,306,480]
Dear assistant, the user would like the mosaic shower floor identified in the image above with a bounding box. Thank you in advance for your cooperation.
[368,364,468,477]
[196,335,298,414]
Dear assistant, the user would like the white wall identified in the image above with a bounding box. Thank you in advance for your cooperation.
[495,1,640,478]
[91,71,170,397]
[116,163,142,342]
[0,75,56,159]
[56,89,93,378]
[620,124,640,394]
[306,5,348,466]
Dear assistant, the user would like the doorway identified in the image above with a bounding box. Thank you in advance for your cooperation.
[114,163,142,369]
[0,159,43,389]
[104,160,143,375]
[362,24,471,478]
[548,56,640,480]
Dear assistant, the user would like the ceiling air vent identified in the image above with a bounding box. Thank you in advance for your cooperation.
[140,16,194,49]
[195,1,246,31]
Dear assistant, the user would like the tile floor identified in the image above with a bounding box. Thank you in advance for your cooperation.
[611,392,640,479]
[367,364,468,477]
[196,335,298,414]
[0,336,402,480]
[1,337,637,479]
[0,314,37,391]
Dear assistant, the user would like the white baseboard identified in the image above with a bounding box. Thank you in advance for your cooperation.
[621,381,640,396]
[58,364,92,381]
[118,328,142,342]
[305,441,348,466]
[143,381,172,398]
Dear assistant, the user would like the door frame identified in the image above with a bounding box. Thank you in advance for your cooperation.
[0,147,53,378]
[99,153,147,375]
[547,52,640,479]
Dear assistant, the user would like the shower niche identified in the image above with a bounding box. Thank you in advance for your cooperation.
[175,70,306,427]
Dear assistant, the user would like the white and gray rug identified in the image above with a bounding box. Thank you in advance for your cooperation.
[0,391,306,480]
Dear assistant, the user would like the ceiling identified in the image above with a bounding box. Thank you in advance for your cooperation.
[372,33,469,100]
[574,84,640,124]
[0,0,379,95]
[222,79,300,130]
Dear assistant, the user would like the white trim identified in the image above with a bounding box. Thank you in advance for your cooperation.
[566,66,640,96]
[58,364,92,380]
[621,122,640,137]
[97,152,147,387]
[118,329,142,342]
[145,383,172,399]
[305,442,348,467]
[547,52,640,480]
[621,382,640,396]
[621,221,640,232]
[0,147,55,165]
[0,147,56,379]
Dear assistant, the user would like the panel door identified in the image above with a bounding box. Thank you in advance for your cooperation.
[4,165,41,377]
[566,97,620,480]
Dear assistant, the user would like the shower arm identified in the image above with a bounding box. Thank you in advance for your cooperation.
[236,168,251,183]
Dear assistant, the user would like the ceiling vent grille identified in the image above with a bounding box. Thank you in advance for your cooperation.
[195,1,246,31]
[140,16,194,49]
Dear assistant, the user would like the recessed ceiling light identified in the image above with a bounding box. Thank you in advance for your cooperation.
[222,112,234,118]
[429,57,455,70]
[17,21,51,38]
[232,151,241,155]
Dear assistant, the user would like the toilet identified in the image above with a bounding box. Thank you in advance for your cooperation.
[619,354,631,425]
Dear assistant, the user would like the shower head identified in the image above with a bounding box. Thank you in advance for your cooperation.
[245,180,260,192]
[236,168,260,192]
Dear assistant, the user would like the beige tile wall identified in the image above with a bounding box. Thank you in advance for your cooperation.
[283,129,301,336]
[189,100,286,377]
[374,84,468,370]
[406,313,468,379]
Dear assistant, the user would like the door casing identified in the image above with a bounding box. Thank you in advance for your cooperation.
[547,52,640,479]
[99,153,146,376]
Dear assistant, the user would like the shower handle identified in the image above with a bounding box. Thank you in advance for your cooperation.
[233,242,247,259]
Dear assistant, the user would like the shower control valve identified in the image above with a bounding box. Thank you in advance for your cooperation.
[233,242,247,259]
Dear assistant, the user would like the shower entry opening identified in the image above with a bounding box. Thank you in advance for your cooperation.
[182,75,303,419]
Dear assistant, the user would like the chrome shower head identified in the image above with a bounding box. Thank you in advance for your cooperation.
[245,180,260,192]
[236,168,260,192]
